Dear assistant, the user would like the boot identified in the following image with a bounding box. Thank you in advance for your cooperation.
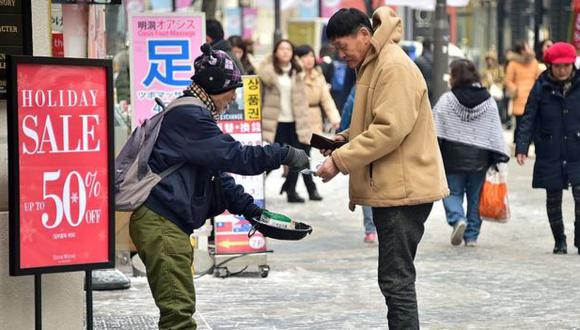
[286,190,305,203]
[554,237,567,254]
[303,173,323,201]
[279,181,288,195]
[550,221,567,254]
[281,171,304,203]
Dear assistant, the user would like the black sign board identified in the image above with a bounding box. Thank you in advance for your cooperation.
[412,10,435,41]
[51,0,122,4]
[0,0,22,14]
[0,15,23,46]
[0,0,31,100]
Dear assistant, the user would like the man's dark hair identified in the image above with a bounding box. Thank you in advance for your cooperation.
[295,44,315,58]
[206,19,224,42]
[513,41,527,55]
[449,59,481,89]
[422,39,433,53]
[325,8,373,40]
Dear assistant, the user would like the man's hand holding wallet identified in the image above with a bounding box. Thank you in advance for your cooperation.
[310,133,347,157]
[310,134,346,182]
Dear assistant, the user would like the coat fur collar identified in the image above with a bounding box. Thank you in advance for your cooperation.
[258,55,305,87]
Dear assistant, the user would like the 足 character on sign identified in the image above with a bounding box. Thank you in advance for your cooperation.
[143,39,192,87]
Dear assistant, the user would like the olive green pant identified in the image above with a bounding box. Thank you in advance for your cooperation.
[129,206,196,330]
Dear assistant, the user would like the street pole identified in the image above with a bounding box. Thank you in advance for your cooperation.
[365,0,373,16]
[533,0,542,54]
[274,0,283,44]
[432,0,449,102]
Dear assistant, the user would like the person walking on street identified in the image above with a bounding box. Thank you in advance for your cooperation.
[481,51,508,126]
[258,39,312,203]
[433,59,510,247]
[505,41,540,141]
[294,44,341,201]
[130,44,309,330]
[317,7,448,328]
[339,86,377,243]
[414,38,435,105]
[205,19,246,75]
[228,35,256,75]
[516,42,580,255]
[537,39,553,72]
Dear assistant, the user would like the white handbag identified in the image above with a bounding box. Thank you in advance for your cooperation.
[487,71,504,100]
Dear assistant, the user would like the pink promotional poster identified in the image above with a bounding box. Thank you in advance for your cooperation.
[129,13,205,126]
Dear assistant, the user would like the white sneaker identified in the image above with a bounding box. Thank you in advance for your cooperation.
[465,240,477,247]
[451,221,467,246]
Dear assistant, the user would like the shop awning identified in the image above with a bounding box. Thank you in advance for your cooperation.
[385,0,470,10]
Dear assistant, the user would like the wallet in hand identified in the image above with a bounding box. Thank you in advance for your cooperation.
[310,133,347,150]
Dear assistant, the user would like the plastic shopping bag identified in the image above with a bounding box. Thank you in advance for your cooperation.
[479,163,510,222]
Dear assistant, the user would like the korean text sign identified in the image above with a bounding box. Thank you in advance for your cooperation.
[215,76,266,254]
[129,13,205,127]
[7,56,114,275]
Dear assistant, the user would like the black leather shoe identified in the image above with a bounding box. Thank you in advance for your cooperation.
[286,191,305,203]
[308,190,323,201]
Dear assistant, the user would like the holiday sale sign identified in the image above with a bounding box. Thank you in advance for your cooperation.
[8,56,114,275]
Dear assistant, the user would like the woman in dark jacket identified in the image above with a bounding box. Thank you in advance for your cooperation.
[516,42,580,255]
[130,44,308,329]
[228,35,256,75]
[433,59,509,247]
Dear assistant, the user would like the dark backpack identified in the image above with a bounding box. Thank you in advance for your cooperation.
[114,96,206,211]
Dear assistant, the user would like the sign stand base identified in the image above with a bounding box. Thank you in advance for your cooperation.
[85,270,93,330]
[35,274,41,330]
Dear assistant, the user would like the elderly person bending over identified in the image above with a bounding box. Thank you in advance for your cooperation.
[130,44,308,330]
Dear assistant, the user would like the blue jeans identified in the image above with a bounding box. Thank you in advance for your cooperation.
[363,206,376,233]
[442,171,486,242]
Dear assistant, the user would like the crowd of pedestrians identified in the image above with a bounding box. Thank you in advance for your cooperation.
[121,9,580,330]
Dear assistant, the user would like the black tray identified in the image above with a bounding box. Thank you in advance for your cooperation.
[247,218,313,241]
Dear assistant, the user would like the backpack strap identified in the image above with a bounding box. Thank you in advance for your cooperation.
[159,162,184,179]
[163,96,208,113]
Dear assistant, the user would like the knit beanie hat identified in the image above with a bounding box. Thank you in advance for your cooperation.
[191,43,243,94]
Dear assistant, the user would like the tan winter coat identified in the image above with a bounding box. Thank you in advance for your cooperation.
[258,56,312,144]
[303,68,341,133]
[505,52,540,116]
[331,7,448,210]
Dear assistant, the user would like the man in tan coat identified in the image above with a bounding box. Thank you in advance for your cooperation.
[317,7,448,328]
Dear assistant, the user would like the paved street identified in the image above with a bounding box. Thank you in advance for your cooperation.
[94,147,580,329]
